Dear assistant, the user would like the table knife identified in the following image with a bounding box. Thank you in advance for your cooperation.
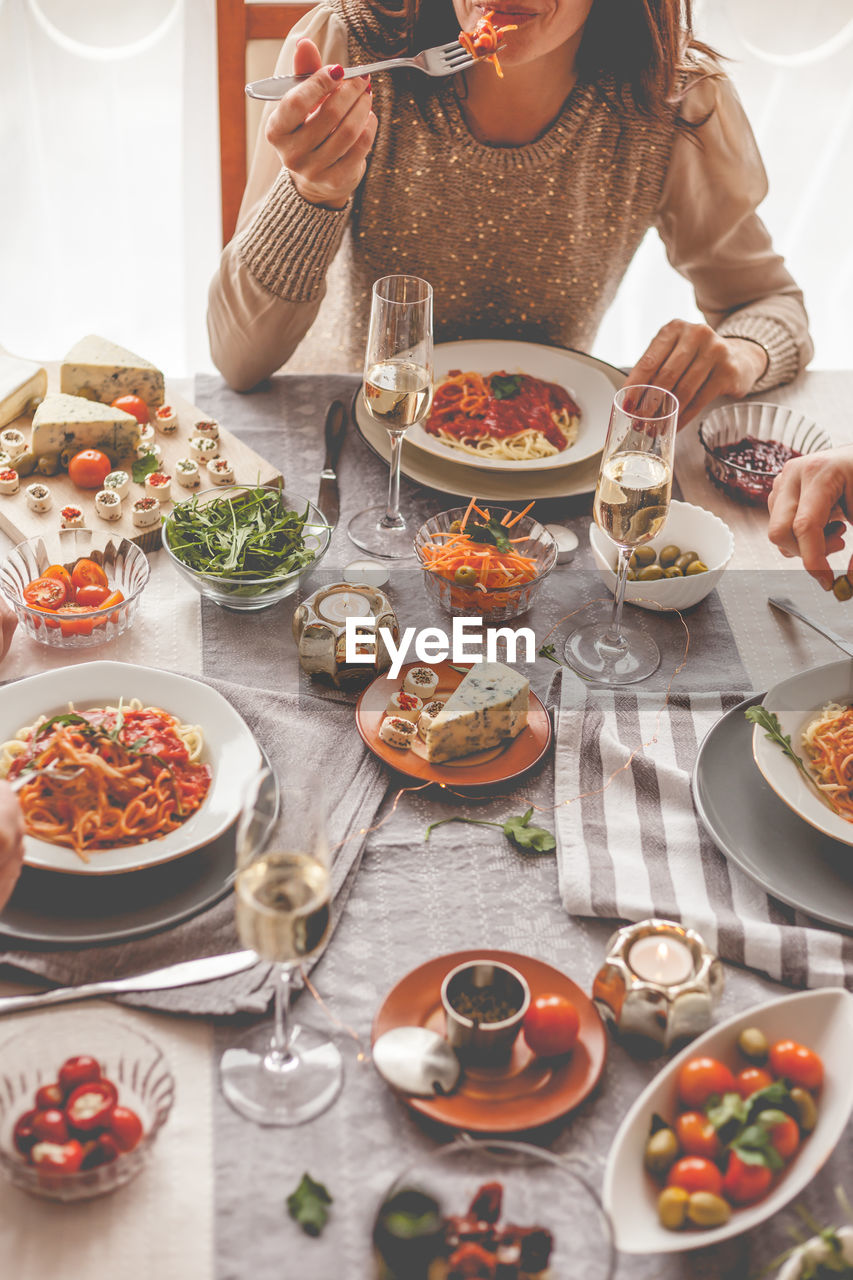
[0,950,259,1015]
[317,399,347,527]
[768,596,853,660]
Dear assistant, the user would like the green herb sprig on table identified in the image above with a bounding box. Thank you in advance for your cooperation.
[425,807,556,854]
[287,1172,333,1237]
[744,705,838,813]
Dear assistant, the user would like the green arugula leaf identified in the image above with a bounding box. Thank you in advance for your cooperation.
[287,1172,333,1237]
[491,373,522,401]
[466,517,512,553]
[425,808,556,855]
[132,451,160,484]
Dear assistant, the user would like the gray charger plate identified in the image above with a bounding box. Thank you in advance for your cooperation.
[0,748,279,947]
[692,694,853,933]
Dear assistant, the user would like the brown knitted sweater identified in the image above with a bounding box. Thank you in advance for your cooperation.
[208,1,812,388]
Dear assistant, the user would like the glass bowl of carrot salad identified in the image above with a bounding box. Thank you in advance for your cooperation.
[414,500,558,623]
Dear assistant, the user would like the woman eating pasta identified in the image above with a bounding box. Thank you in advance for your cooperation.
[208,0,812,427]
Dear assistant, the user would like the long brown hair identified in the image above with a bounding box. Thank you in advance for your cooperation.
[373,0,720,123]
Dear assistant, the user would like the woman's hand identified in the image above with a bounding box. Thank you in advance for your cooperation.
[265,38,377,210]
[623,321,768,428]
[767,446,853,590]
[0,782,23,911]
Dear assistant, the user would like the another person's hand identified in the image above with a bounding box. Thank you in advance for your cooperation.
[0,781,24,911]
[264,38,377,210]
[767,445,853,590]
[623,321,768,429]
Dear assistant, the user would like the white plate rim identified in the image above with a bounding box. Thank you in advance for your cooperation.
[602,987,853,1253]
[752,659,853,848]
[1,660,262,876]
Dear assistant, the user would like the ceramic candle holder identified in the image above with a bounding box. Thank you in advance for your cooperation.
[592,919,723,1055]
[292,582,398,689]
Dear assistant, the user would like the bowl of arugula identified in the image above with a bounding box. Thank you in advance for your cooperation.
[161,484,331,610]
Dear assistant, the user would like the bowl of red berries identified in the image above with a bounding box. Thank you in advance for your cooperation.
[0,1009,175,1201]
[698,402,832,507]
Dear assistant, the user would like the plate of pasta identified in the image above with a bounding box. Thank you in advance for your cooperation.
[752,659,853,848]
[364,340,620,472]
[0,661,263,874]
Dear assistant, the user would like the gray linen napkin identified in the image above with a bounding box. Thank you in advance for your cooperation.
[0,676,386,1015]
[554,676,853,987]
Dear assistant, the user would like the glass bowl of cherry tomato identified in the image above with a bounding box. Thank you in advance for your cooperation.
[0,1008,174,1201]
[0,528,150,648]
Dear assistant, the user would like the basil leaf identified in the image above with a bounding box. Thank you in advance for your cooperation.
[425,809,555,855]
[491,373,522,401]
[466,517,512,553]
[132,451,160,483]
[731,1122,785,1172]
[287,1172,333,1237]
[706,1091,748,1142]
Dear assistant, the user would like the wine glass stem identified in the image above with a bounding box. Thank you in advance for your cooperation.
[267,962,295,1069]
[605,545,632,645]
[382,429,406,530]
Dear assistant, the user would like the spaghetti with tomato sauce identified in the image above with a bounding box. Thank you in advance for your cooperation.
[425,370,581,461]
[1,702,211,860]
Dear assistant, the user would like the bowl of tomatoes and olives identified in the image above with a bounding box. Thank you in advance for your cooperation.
[0,1010,174,1201]
[0,528,150,648]
[603,988,853,1254]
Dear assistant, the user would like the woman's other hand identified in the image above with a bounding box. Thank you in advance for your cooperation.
[623,321,768,428]
[768,446,853,590]
[265,38,377,210]
[0,782,23,911]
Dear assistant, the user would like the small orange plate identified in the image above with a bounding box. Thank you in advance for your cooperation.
[355,661,552,788]
[372,948,607,1134]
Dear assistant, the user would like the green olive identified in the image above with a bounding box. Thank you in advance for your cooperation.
[790,1087,818,1133]
[737,1026,769,1064]
[687,1192,731,1228]
[674,551,699,572]
[449,519,464,534]
[632,546,656,568]
[59,447,75,470]
[36,452,60,476]
[658,545,681,568]
[664,566,684,578]
[833,575,853,602]
[657,1187,689,1231]
[637,564,665,582]
[626,568,637,581]
[14,450,36,477]
[685,560,709,576]
[454,566,478,587]
[644,1127,680,1177]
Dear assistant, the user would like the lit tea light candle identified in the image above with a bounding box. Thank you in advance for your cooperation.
[317,589,372,626]
[628,935,694,986]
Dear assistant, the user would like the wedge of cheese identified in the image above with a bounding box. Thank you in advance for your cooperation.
[425,662,529,763]
[61,335,165,408]
[0,354,47,429]
[31,394,139,462]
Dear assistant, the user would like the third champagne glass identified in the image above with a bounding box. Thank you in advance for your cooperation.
[564,384,679,684]
[347,274,433,559]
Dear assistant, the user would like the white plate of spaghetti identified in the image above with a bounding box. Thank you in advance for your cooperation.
[752,659,853,848]
[381,340,619,471]
[0,661,263,875]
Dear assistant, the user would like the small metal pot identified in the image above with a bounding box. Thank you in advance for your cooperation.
[440,960,530,1066]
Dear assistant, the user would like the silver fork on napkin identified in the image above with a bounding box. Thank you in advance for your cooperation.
[246,39,476,100]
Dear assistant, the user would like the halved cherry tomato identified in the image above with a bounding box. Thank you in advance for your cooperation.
[722,1152,773,1205]
[760,1112,800,1160]
[41,565,73,597]
[768,1040,824,1091]
[666,1156,723,1196]
[66,1079,118,1132]
[676,1057,737,1109]
[522,994,581,1057]
[75,584,109,609]
[70,558,108,593]
[674,1111,720,1160]
[56,605,95,637]
[67,449,112,489]
[734,1067,775,1100]
[58,1055,101,1094]
[32,1109,70,1144]
[34,1083,65,1110]
[92,589,126,628]
[12,1110,38,1156]
[30,1139,84,1174]
[111,394,149,424]
[109,1106,143,1153]
[23,577,67,610]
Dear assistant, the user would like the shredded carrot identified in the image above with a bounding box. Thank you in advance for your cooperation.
[459,496,477,532]
[505,500,535,529]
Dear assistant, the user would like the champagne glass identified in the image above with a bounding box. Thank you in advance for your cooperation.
[564,385,679,685]
[348,274,433,558]
[219,776,343,1125]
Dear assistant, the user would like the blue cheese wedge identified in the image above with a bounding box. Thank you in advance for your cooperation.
[61,335,165,408]
[416,699,445,742]
[424,662,529,763]
[31,394,139,462]
[0,354,47,428]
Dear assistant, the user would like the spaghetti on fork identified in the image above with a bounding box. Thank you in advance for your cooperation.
[458,9,518,78]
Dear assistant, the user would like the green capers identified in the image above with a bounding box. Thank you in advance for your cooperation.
[674,551,699,572]
[36,452,60,476]
[632,546,657,568]
[687,1192,731,1228]
[685,560,709,576]
[14,450,36,477]
[737,1026,769,1064]
[658,545,681,568]
[453,566,478,587]
[637,564,665,582]
[644,1126,680,1177]
[790,1087,818,1132]
[664,566,683,578]
[657,1186,689,1230]
[833,575,853,602]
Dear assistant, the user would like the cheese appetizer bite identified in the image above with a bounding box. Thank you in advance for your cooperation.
[0,428,27,461]
[145,471,172,501]
[132,495,161,529]
[207,458,235,485]
[193,418,220,440]
[189,435,219,463]
[25,482,52,513]
[0,468,20,495]
[385,690,423,723]
[95,487,122,521]
[60,505,86,529]
[174,457,201,489]
[154,404,179,434]
[103,469,130,499]
[416,699,446,742]
[378,716,417,749]
[403,666,439,699]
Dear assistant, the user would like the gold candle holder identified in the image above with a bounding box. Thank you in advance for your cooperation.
[592,919,723,1055]
[292,582,398,689]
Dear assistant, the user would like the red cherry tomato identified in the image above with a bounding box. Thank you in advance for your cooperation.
[67,449,112,489]
[66,1079,118,1132]
[674,1111,720,1160]
[722,1152,773,1205]
[522,994,581,1057]
[111,395,149,424]
[760,1112,800,1160]
[677,1057,737,1109]
[109,1106,144,1153]
[12,1110,38,1156]
[734,1067,774,1100]
[41,565,74,596]
[23,577,67,610]
[30,1139,84,1174]
[75,584,110,609]
[768,1040,824,1091]
[70,558,109,593]
[666,1156,724,1196]
[58,1055,101,1094]
[32,1108,70,1144]
[56,605,95,637]
[34,1082,65,1110]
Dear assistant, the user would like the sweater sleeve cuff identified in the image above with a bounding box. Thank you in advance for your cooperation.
[717,311,801,394]
[236,168,351,303]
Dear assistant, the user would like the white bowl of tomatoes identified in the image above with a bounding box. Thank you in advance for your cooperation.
[0,529,150,647]
[0,1008,174,1201]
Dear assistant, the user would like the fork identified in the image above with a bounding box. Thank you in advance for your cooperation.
[245,40,476,101]
[8,763,84,791]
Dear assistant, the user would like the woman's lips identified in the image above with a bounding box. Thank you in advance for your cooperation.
[476,6,537,23]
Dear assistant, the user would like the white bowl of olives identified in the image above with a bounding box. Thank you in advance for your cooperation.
[589,500,735,612]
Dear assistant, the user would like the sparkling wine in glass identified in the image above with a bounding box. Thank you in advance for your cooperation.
[564,384,678,684]
[348,275,433,559]
[219,777,343,1126]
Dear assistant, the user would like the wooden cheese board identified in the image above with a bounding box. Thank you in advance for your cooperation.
[0,377,282,554]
